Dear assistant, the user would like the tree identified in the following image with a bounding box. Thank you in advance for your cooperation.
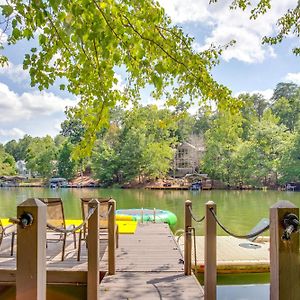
[235,111,290,187]
[202,109,243,186]
[92,140,120,185]
[238,93,269,139]
[270,83,300,132]
[1,0,233,156]
[0,145,16,175]
[26,136,57,178]
[4,140,19,161]
[92,105,177,184]
[4,135,34,161]
[271,82,299,102]
[57,142,77,180]
[210,0,300,55]
[279,121,300,183]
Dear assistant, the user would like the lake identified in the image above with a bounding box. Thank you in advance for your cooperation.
[0,187,299,299]
[1,187,299,235]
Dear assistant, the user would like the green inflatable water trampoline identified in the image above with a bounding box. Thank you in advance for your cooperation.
[116,208,177,226]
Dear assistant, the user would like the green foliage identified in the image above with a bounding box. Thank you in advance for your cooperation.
[0,145,16,175]
[60,111,86,145]
[4,135,34,161]
[92,105,178,184]
[270,83,300,132]
[26,136,57,178]
[232,111,290,186]
[238,93,269,139]
[92,141,119,185]
[57,142,77,180]
[1,0,234,156]
[278,122,300,183]
[202,109,243,185]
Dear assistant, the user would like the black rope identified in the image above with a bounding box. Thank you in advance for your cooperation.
[188,206,205,223]
[209,208,269,239]
[47,206,98,233]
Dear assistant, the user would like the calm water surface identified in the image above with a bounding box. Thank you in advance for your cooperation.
[0,188,298,299]
[0,187,299,235]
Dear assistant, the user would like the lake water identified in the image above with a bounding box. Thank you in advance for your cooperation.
[1,187,299,235]
[0,187,299,299]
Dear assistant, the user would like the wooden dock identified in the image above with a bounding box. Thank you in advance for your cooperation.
[100,223,204,299]
[145,185,190,190]
[0,224,203,299]
[178,235,270,273]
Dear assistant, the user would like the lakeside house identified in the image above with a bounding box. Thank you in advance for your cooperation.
[16,160,31,178]
[173,135,205,177]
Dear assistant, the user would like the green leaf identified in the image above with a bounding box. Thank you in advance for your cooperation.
[1,5,13,17]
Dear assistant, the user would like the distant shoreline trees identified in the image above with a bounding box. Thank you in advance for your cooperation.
[1,82,299,188]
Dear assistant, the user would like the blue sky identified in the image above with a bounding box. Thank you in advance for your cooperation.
[0,0,299,144]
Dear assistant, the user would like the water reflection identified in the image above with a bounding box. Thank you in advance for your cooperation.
[0,188,299,236]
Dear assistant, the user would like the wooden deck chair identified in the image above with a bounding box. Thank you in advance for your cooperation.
[77,197,119,261]
[0,220,16,256]
[38,198,76,261]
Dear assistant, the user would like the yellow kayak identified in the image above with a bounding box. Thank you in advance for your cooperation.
[1,218,137,234]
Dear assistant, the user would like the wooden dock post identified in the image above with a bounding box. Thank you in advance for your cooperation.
[87,199,100,300]
[16,198,47,300]
[184,200,192,275]
[205,201,216,300]
[270,201,300,300]
[108,199,116,275]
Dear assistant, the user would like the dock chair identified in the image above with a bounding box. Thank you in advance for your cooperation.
[39,198,76,261]
[0,220,16,256]
[77,197,119,261]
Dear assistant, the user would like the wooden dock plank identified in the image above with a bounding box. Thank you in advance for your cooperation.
[100,272,203,300]
[100,223,204,299]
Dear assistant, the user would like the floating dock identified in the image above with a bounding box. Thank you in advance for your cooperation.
[178,235,270,273]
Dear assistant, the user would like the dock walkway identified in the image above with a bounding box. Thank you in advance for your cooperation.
[100,223,204,299]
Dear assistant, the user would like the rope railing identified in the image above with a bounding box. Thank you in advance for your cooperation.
[46,206,98,233]
[209,208,269,239]
[188,206,205,223]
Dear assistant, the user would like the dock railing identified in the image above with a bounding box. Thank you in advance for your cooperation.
[12,198,116,300]
[184,200,300,300]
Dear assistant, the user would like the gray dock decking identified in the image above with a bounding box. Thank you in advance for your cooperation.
[0,223,204,299]
[100,223,204,299]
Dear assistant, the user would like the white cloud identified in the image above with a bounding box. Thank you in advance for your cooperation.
[0,82,77,123]
[112,73,125,91]
[159,0,297,63]
[0,29,7,44]
[0,61,29,83]
[0,128,25,142]
[235,88,273,100]
[284,72,300,85]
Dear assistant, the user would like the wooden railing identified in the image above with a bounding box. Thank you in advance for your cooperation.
[15,198,116,300]
[184,200,300,300]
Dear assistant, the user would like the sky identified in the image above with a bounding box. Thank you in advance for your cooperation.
[0,0,299,144]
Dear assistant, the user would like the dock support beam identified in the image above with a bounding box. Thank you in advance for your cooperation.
[16,198,46,300]
[270,201,300,300]
[205,201,216,300]
[184,200,192,275]
[108,199,116,275]
[87,199,100,300]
